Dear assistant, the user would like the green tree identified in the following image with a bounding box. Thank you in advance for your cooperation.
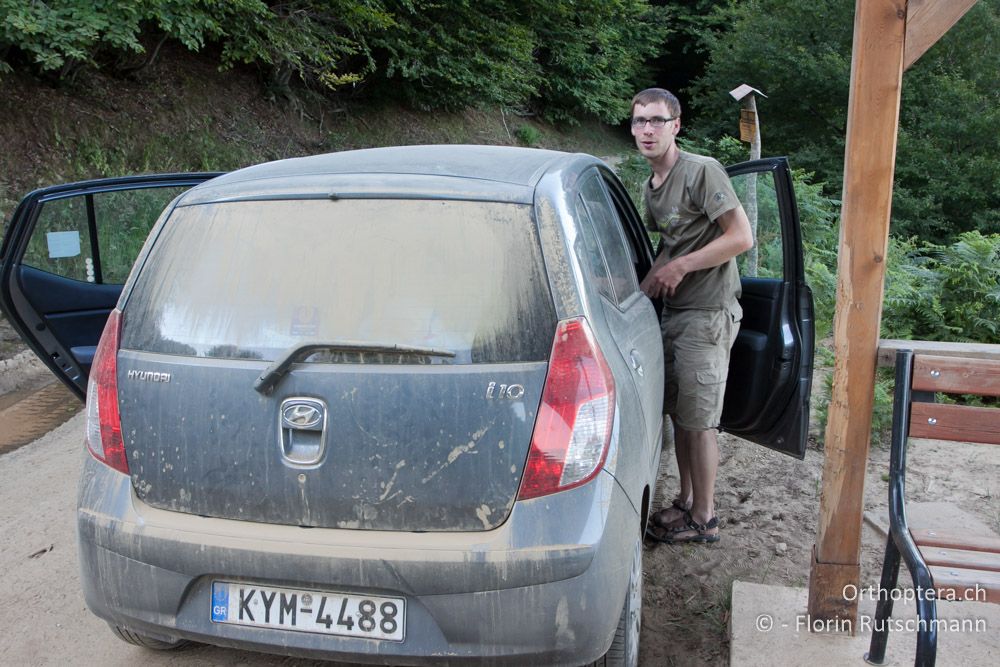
[371,0,668,123]
[0,1,391,89]
[2,0,668,124]
[527,0,669,123]
[369,0,541,110]
[685,0,1000,243]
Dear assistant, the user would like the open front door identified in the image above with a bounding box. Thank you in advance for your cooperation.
[721,158,814,458]
[0,174,220,400]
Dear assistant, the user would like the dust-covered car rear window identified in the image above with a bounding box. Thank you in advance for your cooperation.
[121,198,557,363]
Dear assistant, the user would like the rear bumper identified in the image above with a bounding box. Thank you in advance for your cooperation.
[77,454,640,665]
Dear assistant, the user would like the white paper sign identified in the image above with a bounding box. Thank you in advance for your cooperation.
[46,231,81,258]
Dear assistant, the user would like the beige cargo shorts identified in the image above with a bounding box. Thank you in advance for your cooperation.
[661,305,741,431]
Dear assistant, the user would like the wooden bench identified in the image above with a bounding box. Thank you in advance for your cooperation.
[865,350,1000,667]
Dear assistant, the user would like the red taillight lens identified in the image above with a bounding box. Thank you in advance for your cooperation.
[518,317,615,500]
[85,309,128,474]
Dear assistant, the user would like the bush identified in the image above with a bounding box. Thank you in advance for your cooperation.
[882,231,1000,344]
[0,1,668,124]
[815,232,1000,446]
[370,0,540,111]
[514,125,542,146]
[527,0,669,124]
[0,1,389,89]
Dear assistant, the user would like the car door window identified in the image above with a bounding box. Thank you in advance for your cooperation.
[729,171,783,279]
[22,196,93,282]
[22,186,188,284]
[574,196,615,302]
[579,175,640,306]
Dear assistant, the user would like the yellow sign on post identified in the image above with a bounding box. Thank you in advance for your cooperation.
[740,108,757,143]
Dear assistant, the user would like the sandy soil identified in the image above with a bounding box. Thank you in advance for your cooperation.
[640,411,1000,666]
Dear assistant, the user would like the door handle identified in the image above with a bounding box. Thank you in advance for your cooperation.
[629,350,644,377]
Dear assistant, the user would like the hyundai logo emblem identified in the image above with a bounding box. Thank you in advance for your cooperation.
[281,399,325,430]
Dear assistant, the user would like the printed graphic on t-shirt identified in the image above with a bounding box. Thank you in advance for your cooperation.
[666,206,681,227]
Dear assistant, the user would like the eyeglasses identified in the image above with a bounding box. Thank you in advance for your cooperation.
[631,116,677,129]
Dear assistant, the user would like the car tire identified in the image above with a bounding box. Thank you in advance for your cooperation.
[591,535,642,667]
[109,624,188,650]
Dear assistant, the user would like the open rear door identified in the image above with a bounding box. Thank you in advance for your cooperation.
[721,158,814,458]
[0,174,219,399]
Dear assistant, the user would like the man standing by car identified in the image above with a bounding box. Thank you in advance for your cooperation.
[632,88,753,544]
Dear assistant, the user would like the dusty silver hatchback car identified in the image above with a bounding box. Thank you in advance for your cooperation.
[0,146,812,665]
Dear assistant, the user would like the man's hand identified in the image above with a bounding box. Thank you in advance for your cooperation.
[640,259,688,299]
[641,206,754,301]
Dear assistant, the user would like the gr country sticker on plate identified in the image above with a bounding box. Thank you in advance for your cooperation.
[211,581,405,641]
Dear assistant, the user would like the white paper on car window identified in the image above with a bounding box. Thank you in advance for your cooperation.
[46,231,81,258]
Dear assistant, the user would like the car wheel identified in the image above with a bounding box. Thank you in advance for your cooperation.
[109,624,188,650]
[592,535,642,667]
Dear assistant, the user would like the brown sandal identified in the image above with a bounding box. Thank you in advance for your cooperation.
[645,499,692,543]
[651,498,691,529]
[663,512,720,544]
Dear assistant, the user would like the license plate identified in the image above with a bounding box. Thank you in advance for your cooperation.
[211,581,405,642]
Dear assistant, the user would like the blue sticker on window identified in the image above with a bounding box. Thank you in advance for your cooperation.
[211,582,230,622]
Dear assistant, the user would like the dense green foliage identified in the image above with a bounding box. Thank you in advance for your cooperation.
[685,0,1000,244]
[882,232,1000,344]
[0,0,390,87]
[370,1,540,110]
[526,0,668,123]
[0,0,667,123]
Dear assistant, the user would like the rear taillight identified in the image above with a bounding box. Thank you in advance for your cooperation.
[518,317,615,500]
[85,309,128,474]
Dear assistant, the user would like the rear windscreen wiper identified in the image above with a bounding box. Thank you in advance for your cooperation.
[254,340,457,395]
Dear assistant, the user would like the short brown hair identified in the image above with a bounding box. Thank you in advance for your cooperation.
[631,88,681,118]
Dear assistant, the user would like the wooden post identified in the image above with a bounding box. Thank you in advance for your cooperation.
[807,0,906,624]
[742,95,760,277]
[730,84,765,277]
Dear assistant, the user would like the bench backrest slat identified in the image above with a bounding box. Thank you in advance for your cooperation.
[909,403,1000,444]
[912,355,1000,396]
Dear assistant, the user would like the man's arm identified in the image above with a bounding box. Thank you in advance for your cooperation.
[639,205,754,299]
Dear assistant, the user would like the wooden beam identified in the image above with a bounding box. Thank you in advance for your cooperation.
[878,339,1000,367]
[904,0,978,70]
[807,0,907,625]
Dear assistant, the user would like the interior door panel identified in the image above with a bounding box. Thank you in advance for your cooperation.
[0,174,220,399]
[721,159,814,458]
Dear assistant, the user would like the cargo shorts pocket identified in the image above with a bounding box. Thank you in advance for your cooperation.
[695,366,725,386]
[675,364,726,431]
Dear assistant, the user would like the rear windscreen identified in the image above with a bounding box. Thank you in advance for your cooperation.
[121,198,556,363]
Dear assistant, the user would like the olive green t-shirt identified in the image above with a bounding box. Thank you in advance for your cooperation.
[643,151,742,310]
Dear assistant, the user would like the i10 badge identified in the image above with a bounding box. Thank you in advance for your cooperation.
[486,382,524,399]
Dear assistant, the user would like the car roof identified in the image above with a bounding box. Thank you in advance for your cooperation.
[178,145,599,206]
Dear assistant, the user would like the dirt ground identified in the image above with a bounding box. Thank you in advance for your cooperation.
[641,402,1000,666]
[0,316,24,360]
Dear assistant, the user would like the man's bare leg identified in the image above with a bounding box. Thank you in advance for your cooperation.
[672,424,719,538]
[675,422,694,509]
[650,419,693,529]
